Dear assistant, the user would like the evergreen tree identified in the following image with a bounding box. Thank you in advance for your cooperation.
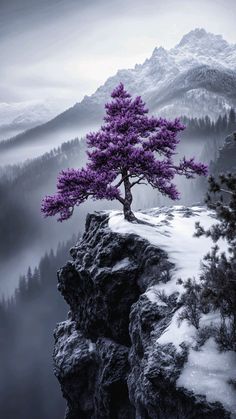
[180,174,236,350]
[229,108,236,132]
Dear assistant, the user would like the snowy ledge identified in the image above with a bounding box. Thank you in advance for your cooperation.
[109,206,236,418]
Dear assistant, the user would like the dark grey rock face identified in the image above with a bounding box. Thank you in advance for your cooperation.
[54,213,230,419]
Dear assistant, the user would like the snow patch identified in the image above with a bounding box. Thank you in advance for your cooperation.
[112,257,130,271]
[157,308,196,350]
[177,338,236,417]
[109,206,227,300]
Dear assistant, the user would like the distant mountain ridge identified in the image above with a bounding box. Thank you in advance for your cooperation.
[0,100,66,140]
[88,28,236,116]
[1,28,236,165]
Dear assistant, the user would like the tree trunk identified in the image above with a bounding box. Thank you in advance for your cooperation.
[123,173,136,222]
[123,202,136,221]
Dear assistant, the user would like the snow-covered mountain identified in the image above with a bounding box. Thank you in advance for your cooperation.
[1,28,236,165]
[0,100,68,140]
[90,28,236,118]
[171,28,236,70]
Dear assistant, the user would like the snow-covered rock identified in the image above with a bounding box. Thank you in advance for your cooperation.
[54,207,235,418]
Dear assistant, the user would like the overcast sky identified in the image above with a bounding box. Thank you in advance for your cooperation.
[1,0,236,108]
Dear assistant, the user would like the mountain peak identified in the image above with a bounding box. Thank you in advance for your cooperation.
[152,46,167,56]
[148,46,170,65]
[180,28,208,42]
[176,28,227,48]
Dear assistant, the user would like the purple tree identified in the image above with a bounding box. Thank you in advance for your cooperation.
[42,83,207,222]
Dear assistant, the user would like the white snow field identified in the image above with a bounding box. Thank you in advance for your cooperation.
[109,206,236,417]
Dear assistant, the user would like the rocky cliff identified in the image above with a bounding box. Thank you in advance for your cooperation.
[54,208,233,419]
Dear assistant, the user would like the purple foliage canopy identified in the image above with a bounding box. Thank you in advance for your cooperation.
[42,83,207,221]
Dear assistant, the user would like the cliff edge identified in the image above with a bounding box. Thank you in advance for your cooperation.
[53,207,235,419]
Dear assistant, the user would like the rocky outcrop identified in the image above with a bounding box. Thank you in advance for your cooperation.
[54,212,230,419]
